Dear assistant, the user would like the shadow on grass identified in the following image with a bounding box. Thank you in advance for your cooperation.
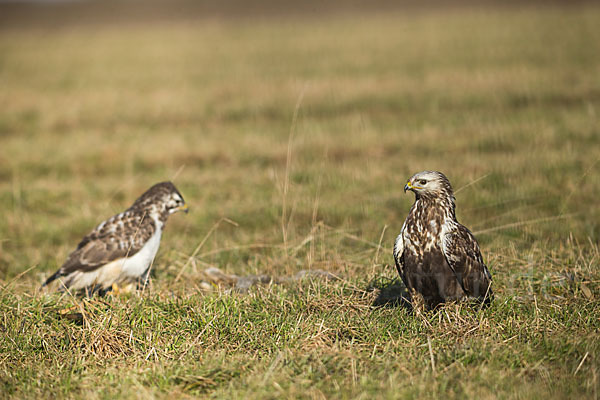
[366,276,412,310]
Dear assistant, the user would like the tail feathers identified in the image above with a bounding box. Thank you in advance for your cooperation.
[42,269,64,288]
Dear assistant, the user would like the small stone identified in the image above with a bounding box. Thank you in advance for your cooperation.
[235,275,272,293]
[203,267,238,284]
[580,283,593,299]
[198,281,213,291]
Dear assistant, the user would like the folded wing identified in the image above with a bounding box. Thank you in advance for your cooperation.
[442,225,493,302]
[43,210,156,286]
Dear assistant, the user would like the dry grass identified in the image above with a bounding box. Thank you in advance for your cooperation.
[0,3,599,399]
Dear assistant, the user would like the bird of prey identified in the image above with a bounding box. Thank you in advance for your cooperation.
[393,171,492,309]
[43,182,188,295]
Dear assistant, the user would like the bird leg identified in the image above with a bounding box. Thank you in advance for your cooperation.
[410,288,426,315]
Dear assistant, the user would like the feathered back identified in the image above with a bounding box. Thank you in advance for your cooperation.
[42,181,187,293]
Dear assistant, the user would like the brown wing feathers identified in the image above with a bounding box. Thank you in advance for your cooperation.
[43,211,156,287]
[442,226,493,302]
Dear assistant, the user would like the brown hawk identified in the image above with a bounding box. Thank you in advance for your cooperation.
[42,182,188,295]
[393,171,492,309]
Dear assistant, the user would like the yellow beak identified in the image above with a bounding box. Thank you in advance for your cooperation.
[177,203,189,213]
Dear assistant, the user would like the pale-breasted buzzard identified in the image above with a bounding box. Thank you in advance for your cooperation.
[393,171,492,309]
[43,182,188,295]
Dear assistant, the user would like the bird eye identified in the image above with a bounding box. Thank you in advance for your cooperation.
[419,179,427,185]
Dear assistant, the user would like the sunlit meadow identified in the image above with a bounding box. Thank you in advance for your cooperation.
[0,3,599,398]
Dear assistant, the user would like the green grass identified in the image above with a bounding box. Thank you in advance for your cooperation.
[1,3,599,399]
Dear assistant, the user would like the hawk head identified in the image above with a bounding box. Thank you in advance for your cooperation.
[132,181,189,215]
[404,171,454,200]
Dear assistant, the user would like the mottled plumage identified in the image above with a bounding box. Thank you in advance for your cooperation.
[43,182,188,295]
[393,171,492,309]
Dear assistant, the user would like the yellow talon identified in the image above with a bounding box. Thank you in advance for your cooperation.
[111,283,121,295]
[111,282,135,296]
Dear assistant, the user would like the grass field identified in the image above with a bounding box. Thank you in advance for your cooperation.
[1,2,599,398]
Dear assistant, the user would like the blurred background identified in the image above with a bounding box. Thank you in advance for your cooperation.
[1,0,599,289]
[2,0,589,26]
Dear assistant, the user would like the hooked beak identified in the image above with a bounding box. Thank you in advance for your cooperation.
[404,181,412,193]
[177,203,189,214]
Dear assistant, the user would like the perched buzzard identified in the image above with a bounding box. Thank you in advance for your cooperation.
[393,171,492,309]
[43,182,188,295]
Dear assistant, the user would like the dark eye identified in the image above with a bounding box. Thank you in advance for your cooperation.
[419,179,427,185]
